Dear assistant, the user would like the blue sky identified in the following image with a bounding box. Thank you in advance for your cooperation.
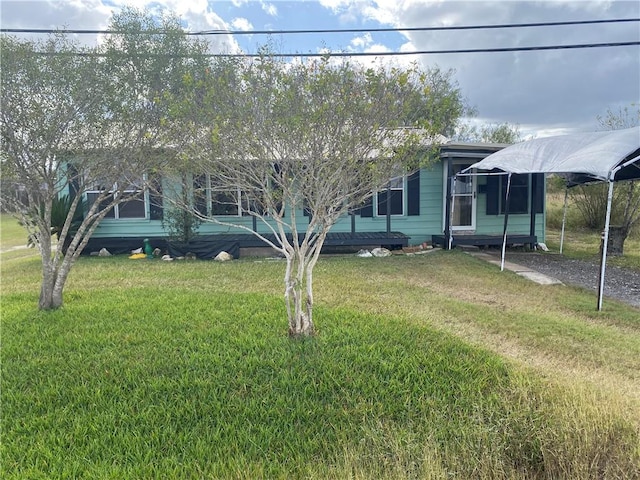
[217,1,407,55]
[1,0,639,137]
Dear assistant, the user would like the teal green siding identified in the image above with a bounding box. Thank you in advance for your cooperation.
[89,159,545,245]
[474,174,546,242]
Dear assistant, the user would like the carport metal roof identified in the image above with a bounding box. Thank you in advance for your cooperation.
[464,126,640,183]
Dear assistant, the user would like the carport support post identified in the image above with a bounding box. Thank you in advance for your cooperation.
[597,180,614,311]
[501,173,512,272]
[560,186,568,254]
[529,173,537,250]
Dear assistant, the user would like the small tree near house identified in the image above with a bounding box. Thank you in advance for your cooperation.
[161,174,202,245]
[166,54,463,337]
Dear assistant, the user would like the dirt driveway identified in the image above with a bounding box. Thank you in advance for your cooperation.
[498,251,640,309]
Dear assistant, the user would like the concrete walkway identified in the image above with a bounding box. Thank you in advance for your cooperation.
[0,244,31,254]
[465,250,564,285]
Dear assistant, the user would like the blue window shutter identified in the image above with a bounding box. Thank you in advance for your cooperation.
[505,174,529,214]
[407,170,420,216]
[359,196,373,217]
[486,174,500,215]
[534,173,545,213]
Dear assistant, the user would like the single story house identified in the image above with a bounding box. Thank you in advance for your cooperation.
[81,142,545,258]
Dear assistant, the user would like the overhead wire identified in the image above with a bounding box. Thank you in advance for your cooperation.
[2,18,638,57]
[24,41,640,57]
[1,17,638,36]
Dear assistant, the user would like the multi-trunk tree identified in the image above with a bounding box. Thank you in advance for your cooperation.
[166,55,464,336]
[0,9,206,309]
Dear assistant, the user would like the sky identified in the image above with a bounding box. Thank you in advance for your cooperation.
[1,0,639,138]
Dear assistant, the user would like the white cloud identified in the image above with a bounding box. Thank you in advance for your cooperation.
[318,0,353,12]
[349,33,394,52]
[364,43,391,54]
[231,17,253,31]
[350,33,373,48]
[0,0,244,54]
[260,1,277,17]
[0,0,114,45]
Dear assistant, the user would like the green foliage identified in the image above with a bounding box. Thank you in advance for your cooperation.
[168,54,462,218]
[162,206,201,244]
[546,174,567,194]
[545,192,640,270]
[102,6,210,128]
[401,67,472,136]
[455,121,523,144]
[20,194,86,246]
[164,51,470,334]
[570,182,636,230]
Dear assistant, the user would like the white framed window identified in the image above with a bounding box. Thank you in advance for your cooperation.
[193,174,242,217]
[85,175,147,219]
[376,176,405,216]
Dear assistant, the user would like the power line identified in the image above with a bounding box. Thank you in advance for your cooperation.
[23,40,640,58]
[263,41,640,57]
[1,18,639,36]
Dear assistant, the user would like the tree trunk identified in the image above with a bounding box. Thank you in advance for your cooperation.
[39,251,64,310]
[606,225,628,256]
[284,251,315,337]
[38,234,68,310]
[39,280,55,310]
[39,280,64,310]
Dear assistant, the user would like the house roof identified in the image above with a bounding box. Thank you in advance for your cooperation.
[440,142,508,159]
[464,126,640,184]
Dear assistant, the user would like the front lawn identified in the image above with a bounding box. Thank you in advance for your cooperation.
[2,252,639,479]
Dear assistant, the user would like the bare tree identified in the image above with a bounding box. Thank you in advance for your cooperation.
[167,55,459,336]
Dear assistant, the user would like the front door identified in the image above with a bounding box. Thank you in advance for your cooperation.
[450,161,476,231]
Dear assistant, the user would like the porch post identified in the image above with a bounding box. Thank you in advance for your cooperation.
[386,185,391,235]
[501,173,512,272]
[444,160,453,250]
[597,180,614,311]
[350,210,356,238]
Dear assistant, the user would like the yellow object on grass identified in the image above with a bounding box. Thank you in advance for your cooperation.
[128,253,147,260]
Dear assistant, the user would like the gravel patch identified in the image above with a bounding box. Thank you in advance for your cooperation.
[499,251,640,309]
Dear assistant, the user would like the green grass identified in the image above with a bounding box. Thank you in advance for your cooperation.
[2,252,639,479]
[0,213,28,249]
[0,213,38,264]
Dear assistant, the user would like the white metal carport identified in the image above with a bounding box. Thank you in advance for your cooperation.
[461,126,640,310]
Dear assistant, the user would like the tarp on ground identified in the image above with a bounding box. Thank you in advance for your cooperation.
[463,126,640,183]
